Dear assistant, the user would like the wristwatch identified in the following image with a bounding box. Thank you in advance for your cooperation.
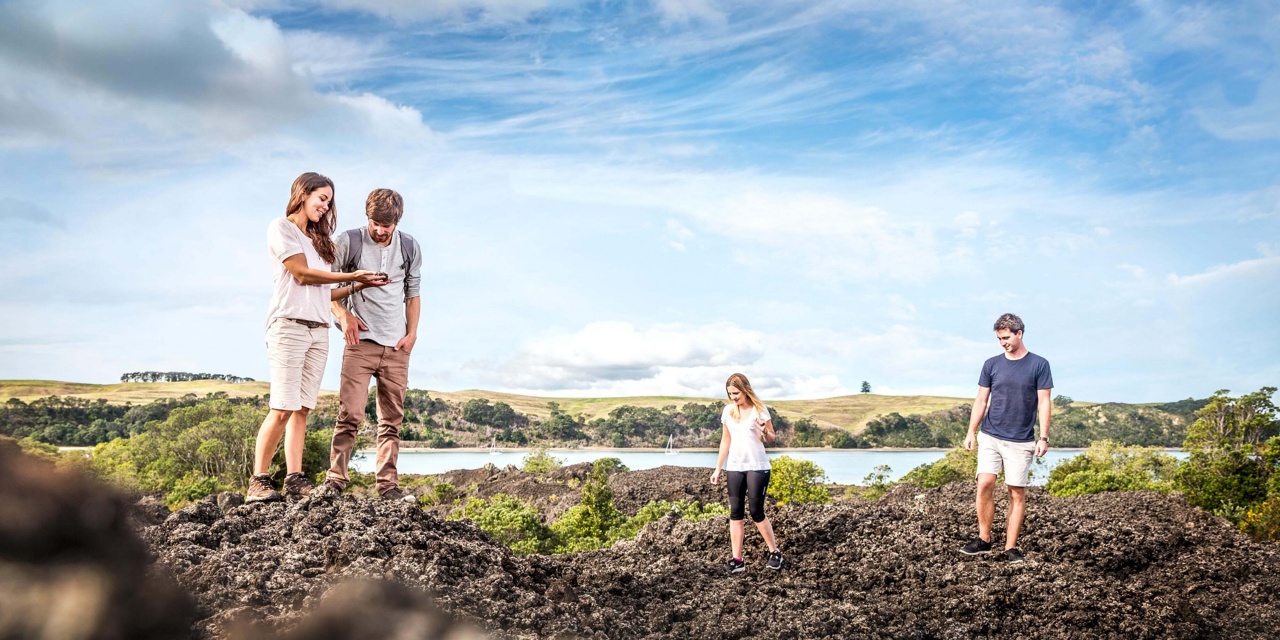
[1037,436,1050,444]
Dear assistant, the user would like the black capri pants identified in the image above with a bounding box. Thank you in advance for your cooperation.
[726,469,771,523]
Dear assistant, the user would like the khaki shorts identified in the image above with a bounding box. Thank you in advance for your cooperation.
[976,431,1036,487]
[265,318,329,411]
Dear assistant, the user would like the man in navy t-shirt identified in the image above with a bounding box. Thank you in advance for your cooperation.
[958,313,1053,564]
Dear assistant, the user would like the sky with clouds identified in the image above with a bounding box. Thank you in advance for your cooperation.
[1,0,1277,402]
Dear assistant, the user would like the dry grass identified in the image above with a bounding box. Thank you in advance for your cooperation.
[1,380,965,433]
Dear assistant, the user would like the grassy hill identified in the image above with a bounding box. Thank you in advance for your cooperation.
[1,379,963,433]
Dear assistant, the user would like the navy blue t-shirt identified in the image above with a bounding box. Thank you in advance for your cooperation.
[979,352,1053,442]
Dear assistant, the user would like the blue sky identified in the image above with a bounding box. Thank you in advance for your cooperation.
[0,0,1277,402]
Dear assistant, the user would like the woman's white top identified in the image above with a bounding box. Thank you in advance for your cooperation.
[721,404,772,472]
[265,217,332,328]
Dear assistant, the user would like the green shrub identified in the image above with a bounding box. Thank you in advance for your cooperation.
[417,481,456,507]
[767,456,830,505]
[452,494,557,554]
[613,499,728,540]
[551,459,628,552]
[165,472,225,509]
[858,464,894,499]
[1240,496,1280,542]
[522,447,564,473]
[1045,440,1179,497]
[900,447,976,488]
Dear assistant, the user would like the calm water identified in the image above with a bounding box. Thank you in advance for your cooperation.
[351,448,1172,486]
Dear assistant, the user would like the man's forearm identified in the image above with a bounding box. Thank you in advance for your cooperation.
[1039,403,1052,439]
[968,400,986,434]
[405,296,421,335]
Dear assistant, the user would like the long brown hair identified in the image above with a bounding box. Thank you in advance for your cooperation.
[725,373,767,421]
[285,172,337,264]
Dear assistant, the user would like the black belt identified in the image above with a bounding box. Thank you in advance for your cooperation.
[285,318,329,329]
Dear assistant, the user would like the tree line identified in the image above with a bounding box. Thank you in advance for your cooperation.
[120,372,256,383]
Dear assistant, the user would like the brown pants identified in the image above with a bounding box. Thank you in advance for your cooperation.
[327,340,409,494]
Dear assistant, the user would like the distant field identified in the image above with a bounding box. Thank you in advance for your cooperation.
[1,380,967,434]
[0,379,309,404]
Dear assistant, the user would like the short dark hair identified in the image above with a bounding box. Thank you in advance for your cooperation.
[366,188,403,224]
[993,313,1024,334]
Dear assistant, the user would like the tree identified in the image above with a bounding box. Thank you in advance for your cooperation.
[860,381,871,394]
[552,459,628,552]
[1175,388,1279,526]
[1053,395,1074,410]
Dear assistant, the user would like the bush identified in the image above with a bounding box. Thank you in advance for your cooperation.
[900,448,977,489]
[452,494,557,554]
[767,456,830,505]
[1045,440,1179,497]
[612,499,728,540]
[1240,496,1280,542]
[858,464,894,499]
[165,472,225,509]
[551,459,628,552]
[522,447,564,473]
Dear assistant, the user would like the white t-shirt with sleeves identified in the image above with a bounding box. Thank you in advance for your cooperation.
[721,404,772,472]
[265,217,332,328]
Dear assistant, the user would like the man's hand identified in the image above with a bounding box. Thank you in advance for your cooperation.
[339,311,368,346]
[1035,439,1049,458]
[395,332,417,354]
[964,431,977,451]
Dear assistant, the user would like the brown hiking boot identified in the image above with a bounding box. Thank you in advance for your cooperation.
[282,472,315,498]
[380,487,417,504]
[246,474,282,503]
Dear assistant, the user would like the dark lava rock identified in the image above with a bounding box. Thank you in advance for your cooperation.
[0,441,195,639]
[131,494,173,526]
[144,468,1280,639]
[217,491,246,512]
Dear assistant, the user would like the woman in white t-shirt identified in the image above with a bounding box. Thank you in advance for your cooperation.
[248,172,388,503]
[710,373,783,573]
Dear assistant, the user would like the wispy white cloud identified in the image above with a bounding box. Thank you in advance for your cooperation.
[1167,255,1280,286]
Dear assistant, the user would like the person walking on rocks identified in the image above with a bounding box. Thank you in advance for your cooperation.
[959,313,1052,563]
[710,373,783,574]
[249,172,389,503]
[318,188,422,503]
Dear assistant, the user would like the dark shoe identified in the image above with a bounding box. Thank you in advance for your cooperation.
[726,558,745,574]
[245,474,282,503]
[380,487,417,504]
[959,537,993,555]
[282,472,314,498]
[1002,548,1026,564]
[766,550,783,570]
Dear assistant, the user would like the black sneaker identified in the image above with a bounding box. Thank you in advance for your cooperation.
[245,474,282,503]
[766,550,783,570]
[1002,548,1026,564]
[282,472,314,498]
[726,558,745,574]
[959,537,993,555]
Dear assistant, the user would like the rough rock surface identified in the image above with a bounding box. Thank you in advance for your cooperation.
[0,441,194,639]
[143,472,1280,639]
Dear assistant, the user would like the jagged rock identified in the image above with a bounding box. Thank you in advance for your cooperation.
[217,491,245,512]
[131,494,173,526]
[0,442,195,640]
[142,465,1280,639]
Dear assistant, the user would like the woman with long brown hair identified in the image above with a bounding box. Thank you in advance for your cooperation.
[247,172,387,502]
[710,372,783,573]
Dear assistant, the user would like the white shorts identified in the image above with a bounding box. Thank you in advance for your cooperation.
[976,431,1036,487]
[265,318,329,411]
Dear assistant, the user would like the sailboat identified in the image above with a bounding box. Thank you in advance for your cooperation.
[489,436,500,455]
[665,433,678,456]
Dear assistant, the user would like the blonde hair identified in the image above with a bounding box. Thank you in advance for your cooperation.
[725,373,767,421]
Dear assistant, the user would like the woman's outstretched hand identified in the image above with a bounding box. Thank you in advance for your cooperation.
[709,469,720,484]
[352,270,390,286]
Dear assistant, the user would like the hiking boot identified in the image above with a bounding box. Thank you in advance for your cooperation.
[1002,548,1026,564]
[766,550,784,570]
[959,537,993,555]
[282,472,314,498]
[726,558,745,574]
[245,474,282,503]
[380,487,417,504]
